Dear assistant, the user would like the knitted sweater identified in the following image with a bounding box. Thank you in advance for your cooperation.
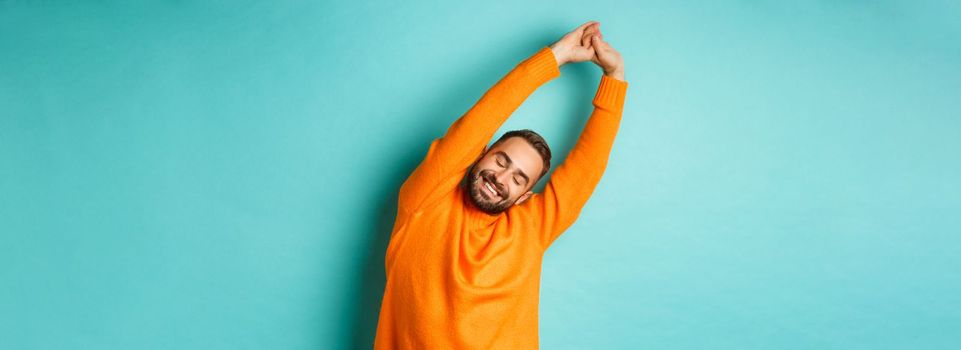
[374,46,628,349]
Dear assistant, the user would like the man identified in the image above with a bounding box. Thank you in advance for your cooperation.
[374,21,627,349]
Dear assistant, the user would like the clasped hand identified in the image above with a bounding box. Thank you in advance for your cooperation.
[549,21,625,81]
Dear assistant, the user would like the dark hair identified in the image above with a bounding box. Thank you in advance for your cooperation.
[491,129,552,183]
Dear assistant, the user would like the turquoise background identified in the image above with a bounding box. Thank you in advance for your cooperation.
[2,1,959,349]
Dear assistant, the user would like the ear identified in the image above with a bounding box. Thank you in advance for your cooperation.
[514,191,534,205]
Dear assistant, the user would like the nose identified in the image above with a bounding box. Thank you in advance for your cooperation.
[494,169,512,188]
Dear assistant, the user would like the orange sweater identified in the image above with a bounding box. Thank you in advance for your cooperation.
[374,46,628,349]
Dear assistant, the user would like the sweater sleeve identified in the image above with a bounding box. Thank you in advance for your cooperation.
[532,75,628,248]
[398,47,561,214]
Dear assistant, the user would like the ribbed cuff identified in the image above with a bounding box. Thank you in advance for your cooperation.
[593,74,628,111]
[521,46,562,84]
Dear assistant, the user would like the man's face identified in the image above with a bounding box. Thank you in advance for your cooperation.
[466,137,544,214]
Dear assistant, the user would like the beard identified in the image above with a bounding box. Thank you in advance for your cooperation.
[465,168,512,215]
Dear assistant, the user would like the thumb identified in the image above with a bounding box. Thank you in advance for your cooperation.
[591,35,606,51]
[591,36,603,56]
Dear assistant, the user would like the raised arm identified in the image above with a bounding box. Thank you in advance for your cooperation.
[532,25,628,247]
[397,22,605,214]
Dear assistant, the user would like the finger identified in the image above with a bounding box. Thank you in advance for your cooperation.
[581,24,599,46]
[581,28,595,47]
[587,36,600,62]
[592,35,609,50]
[584,22,601,34]
[591,35,609,56]
[573,20,599,35]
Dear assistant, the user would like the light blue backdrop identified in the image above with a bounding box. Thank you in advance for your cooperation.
[2,1,959,349]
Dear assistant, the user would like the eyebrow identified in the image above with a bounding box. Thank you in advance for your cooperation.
[495,151,530,185]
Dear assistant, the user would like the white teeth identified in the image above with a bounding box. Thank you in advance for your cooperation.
[484,181,497,196]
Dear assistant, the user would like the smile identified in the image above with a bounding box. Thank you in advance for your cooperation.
[484,180,499,198]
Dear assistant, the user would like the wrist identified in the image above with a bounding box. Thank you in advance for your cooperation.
[549,44,567,66]
[604,68,625,81]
